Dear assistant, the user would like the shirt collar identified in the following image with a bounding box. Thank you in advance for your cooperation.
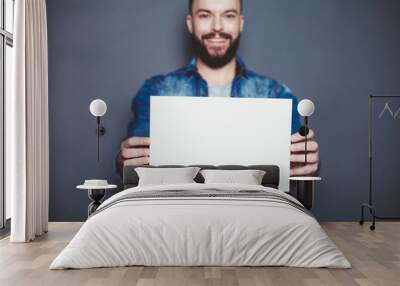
[184,55,249,79]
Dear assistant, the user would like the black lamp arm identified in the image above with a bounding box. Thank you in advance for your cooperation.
[298,116,310,165]
[95,116,106,162]
[96,117,106,136]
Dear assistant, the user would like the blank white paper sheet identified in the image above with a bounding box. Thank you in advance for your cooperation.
[150,96,292,191]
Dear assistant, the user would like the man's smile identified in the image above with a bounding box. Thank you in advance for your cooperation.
[202,32,232,47]
[205,37,228,45]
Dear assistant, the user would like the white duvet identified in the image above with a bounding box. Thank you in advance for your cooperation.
[50,183,351,269]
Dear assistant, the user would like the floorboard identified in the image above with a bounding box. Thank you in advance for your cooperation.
[0,222,399,286]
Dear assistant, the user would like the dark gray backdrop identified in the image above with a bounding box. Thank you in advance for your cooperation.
[47,0,400,221]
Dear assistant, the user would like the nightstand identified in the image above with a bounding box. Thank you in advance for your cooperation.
[289,177,322,210]
[77,180,117,217]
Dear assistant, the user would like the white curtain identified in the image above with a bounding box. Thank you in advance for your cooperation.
[8,0,49,242]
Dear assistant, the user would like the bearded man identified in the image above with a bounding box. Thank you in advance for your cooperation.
[117,0,320,177]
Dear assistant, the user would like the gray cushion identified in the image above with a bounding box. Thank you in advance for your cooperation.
[200,169,266,185]
[135,167,200,186]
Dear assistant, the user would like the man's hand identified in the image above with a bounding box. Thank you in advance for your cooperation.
[117,137,150,172]
[290,129,320,176]
[117,134,319,176]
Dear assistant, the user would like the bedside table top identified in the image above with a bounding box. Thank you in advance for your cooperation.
[76,184,118,190]
[289,176,322,181]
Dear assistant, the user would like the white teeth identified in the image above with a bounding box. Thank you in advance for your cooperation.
[207,38,226,42]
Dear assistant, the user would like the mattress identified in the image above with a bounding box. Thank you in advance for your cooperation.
[50,183,351,269]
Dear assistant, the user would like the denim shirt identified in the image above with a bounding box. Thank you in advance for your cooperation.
[127,56,301,138]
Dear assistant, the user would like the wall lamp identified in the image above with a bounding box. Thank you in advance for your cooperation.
[89,99,107,162]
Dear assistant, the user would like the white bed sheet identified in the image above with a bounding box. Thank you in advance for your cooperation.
[50,183,350,269]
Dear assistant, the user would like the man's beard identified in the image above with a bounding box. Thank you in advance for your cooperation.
[192,32,241,69]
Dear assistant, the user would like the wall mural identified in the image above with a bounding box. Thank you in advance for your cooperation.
[47,0,400,221]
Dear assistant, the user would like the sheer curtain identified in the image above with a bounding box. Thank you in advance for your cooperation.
[8,0,49,242]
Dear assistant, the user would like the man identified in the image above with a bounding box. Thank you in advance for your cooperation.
[117,0,319,177]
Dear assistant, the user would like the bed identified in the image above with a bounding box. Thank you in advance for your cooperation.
[50,165,350,269]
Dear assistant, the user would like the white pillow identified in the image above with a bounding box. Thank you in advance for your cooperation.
[200,169,266,185]
[135,167,201,186]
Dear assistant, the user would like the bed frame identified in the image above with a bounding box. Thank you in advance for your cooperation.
[123,165,280,190]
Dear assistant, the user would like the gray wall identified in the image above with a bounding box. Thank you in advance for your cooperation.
[47,0,400,221]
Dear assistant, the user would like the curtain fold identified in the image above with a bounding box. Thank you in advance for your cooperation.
[9,0,49,242]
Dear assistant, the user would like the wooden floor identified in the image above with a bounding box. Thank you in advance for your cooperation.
[0,222,399,286]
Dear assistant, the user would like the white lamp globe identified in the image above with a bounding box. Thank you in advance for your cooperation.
[90,99,107,117]
[298,99,315,117]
